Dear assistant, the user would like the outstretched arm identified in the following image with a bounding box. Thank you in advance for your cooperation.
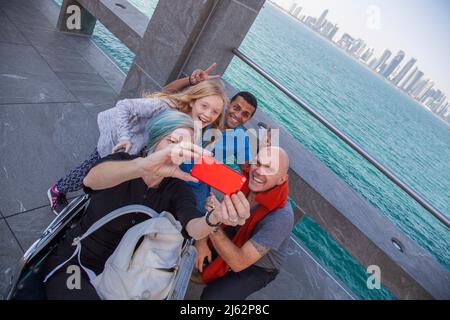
[163,63,220,93]
[83,157,144,191]
[163,77,191,94]
[83,142,207,190]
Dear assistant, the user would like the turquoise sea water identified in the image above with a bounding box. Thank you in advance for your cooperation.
[54,1,449,299]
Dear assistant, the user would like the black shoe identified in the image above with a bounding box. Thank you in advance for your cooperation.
[47,185,68,215]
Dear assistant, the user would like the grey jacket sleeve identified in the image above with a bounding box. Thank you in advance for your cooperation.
[115,98,172,141]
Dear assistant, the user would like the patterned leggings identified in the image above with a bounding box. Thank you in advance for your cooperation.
[55,149,101,194]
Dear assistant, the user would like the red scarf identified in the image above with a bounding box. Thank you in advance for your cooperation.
[202,169,289,284]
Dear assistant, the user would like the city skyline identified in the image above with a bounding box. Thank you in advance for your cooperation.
[268,0,450,122]
[270,0,450,96]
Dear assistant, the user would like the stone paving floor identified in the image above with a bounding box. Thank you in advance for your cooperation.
[0,0,353,300]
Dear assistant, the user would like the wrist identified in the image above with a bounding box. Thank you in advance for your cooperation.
[205,209,221,228]
[134,157,149,177]
[209,210,220,225]
[209,227,222,236]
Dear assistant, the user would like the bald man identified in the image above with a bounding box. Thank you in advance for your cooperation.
[195,147,294,300]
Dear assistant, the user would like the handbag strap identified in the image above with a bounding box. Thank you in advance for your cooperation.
[78,205,160,242]
[44,205,164,283]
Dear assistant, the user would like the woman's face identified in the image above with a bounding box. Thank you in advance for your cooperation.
[190,95,224,128]
[154,127,194,152]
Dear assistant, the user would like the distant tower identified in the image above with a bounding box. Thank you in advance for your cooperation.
[368,57,378,69]
[417,80,434,101]
[355,42,367,58]
[361,48,374,62]
[425,90,443,108]
[327,24,339,41]
[315,9,329,30]
[421,88,435,104]
[400,66,417,89]
[337,33,354,50]
[405,70,424,94]
[382,50,405,78]
[411,79,428,98]
[293,6,302,18]
[374,49,392,72]
[321,21,334,36]
[289,3,297,15]
[379,63,388,74]
[392,57,417,86]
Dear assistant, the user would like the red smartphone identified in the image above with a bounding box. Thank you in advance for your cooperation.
[190,156,247,195]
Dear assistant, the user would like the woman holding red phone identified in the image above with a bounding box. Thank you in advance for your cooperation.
[48,80,228,215]
[43,110,250,300]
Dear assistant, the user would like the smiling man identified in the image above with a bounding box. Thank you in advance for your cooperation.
[195,146,294,300]
[214,91,257,171]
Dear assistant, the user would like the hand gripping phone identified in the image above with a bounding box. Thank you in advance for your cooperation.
[190,156,247,195]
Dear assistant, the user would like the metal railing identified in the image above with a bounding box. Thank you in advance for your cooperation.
[232,48,450,229]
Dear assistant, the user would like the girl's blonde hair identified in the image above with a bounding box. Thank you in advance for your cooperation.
[144,80,228,130]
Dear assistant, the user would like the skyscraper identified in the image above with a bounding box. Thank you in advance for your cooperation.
[437,102,450,116]
[305,16,316,28]
[327,24,339,41]
[348,38,366,57]
[361,48,374,62]
[392,57,417,86]
[337,33,354,51]
[315,9,329,30]
[420,88,435,104]
[293,6,302,18]
[321,21,334,37]
[289,3,297,15]
[425,90,443,109]
[405,70,424,94]
[349,39,364,55]
[417,80,434,101]
[411,79,428,98]
[433,94,446,112]
[400,66,417,89]
[379,63,388,74]
[382,50,405,79]
[368,57,378,69]
[373,49,392,71]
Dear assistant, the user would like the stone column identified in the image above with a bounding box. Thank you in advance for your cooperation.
[56,0,97,35]
[120,0,265,98]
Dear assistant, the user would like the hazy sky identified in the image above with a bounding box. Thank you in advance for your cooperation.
[271,0,450,96]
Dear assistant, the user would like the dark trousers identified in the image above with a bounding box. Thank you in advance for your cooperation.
[201,265,278,300]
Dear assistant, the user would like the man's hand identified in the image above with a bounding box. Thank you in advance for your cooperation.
[207,192,250,227]
[138,141,212,183]
[194,238,212,272]
[112,140,132,154]
[190,63,221,86]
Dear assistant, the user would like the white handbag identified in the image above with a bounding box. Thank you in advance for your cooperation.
[44,205,186,300]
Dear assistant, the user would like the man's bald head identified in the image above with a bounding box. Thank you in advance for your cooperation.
[248,146,290,193]
[259,146,290,175]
